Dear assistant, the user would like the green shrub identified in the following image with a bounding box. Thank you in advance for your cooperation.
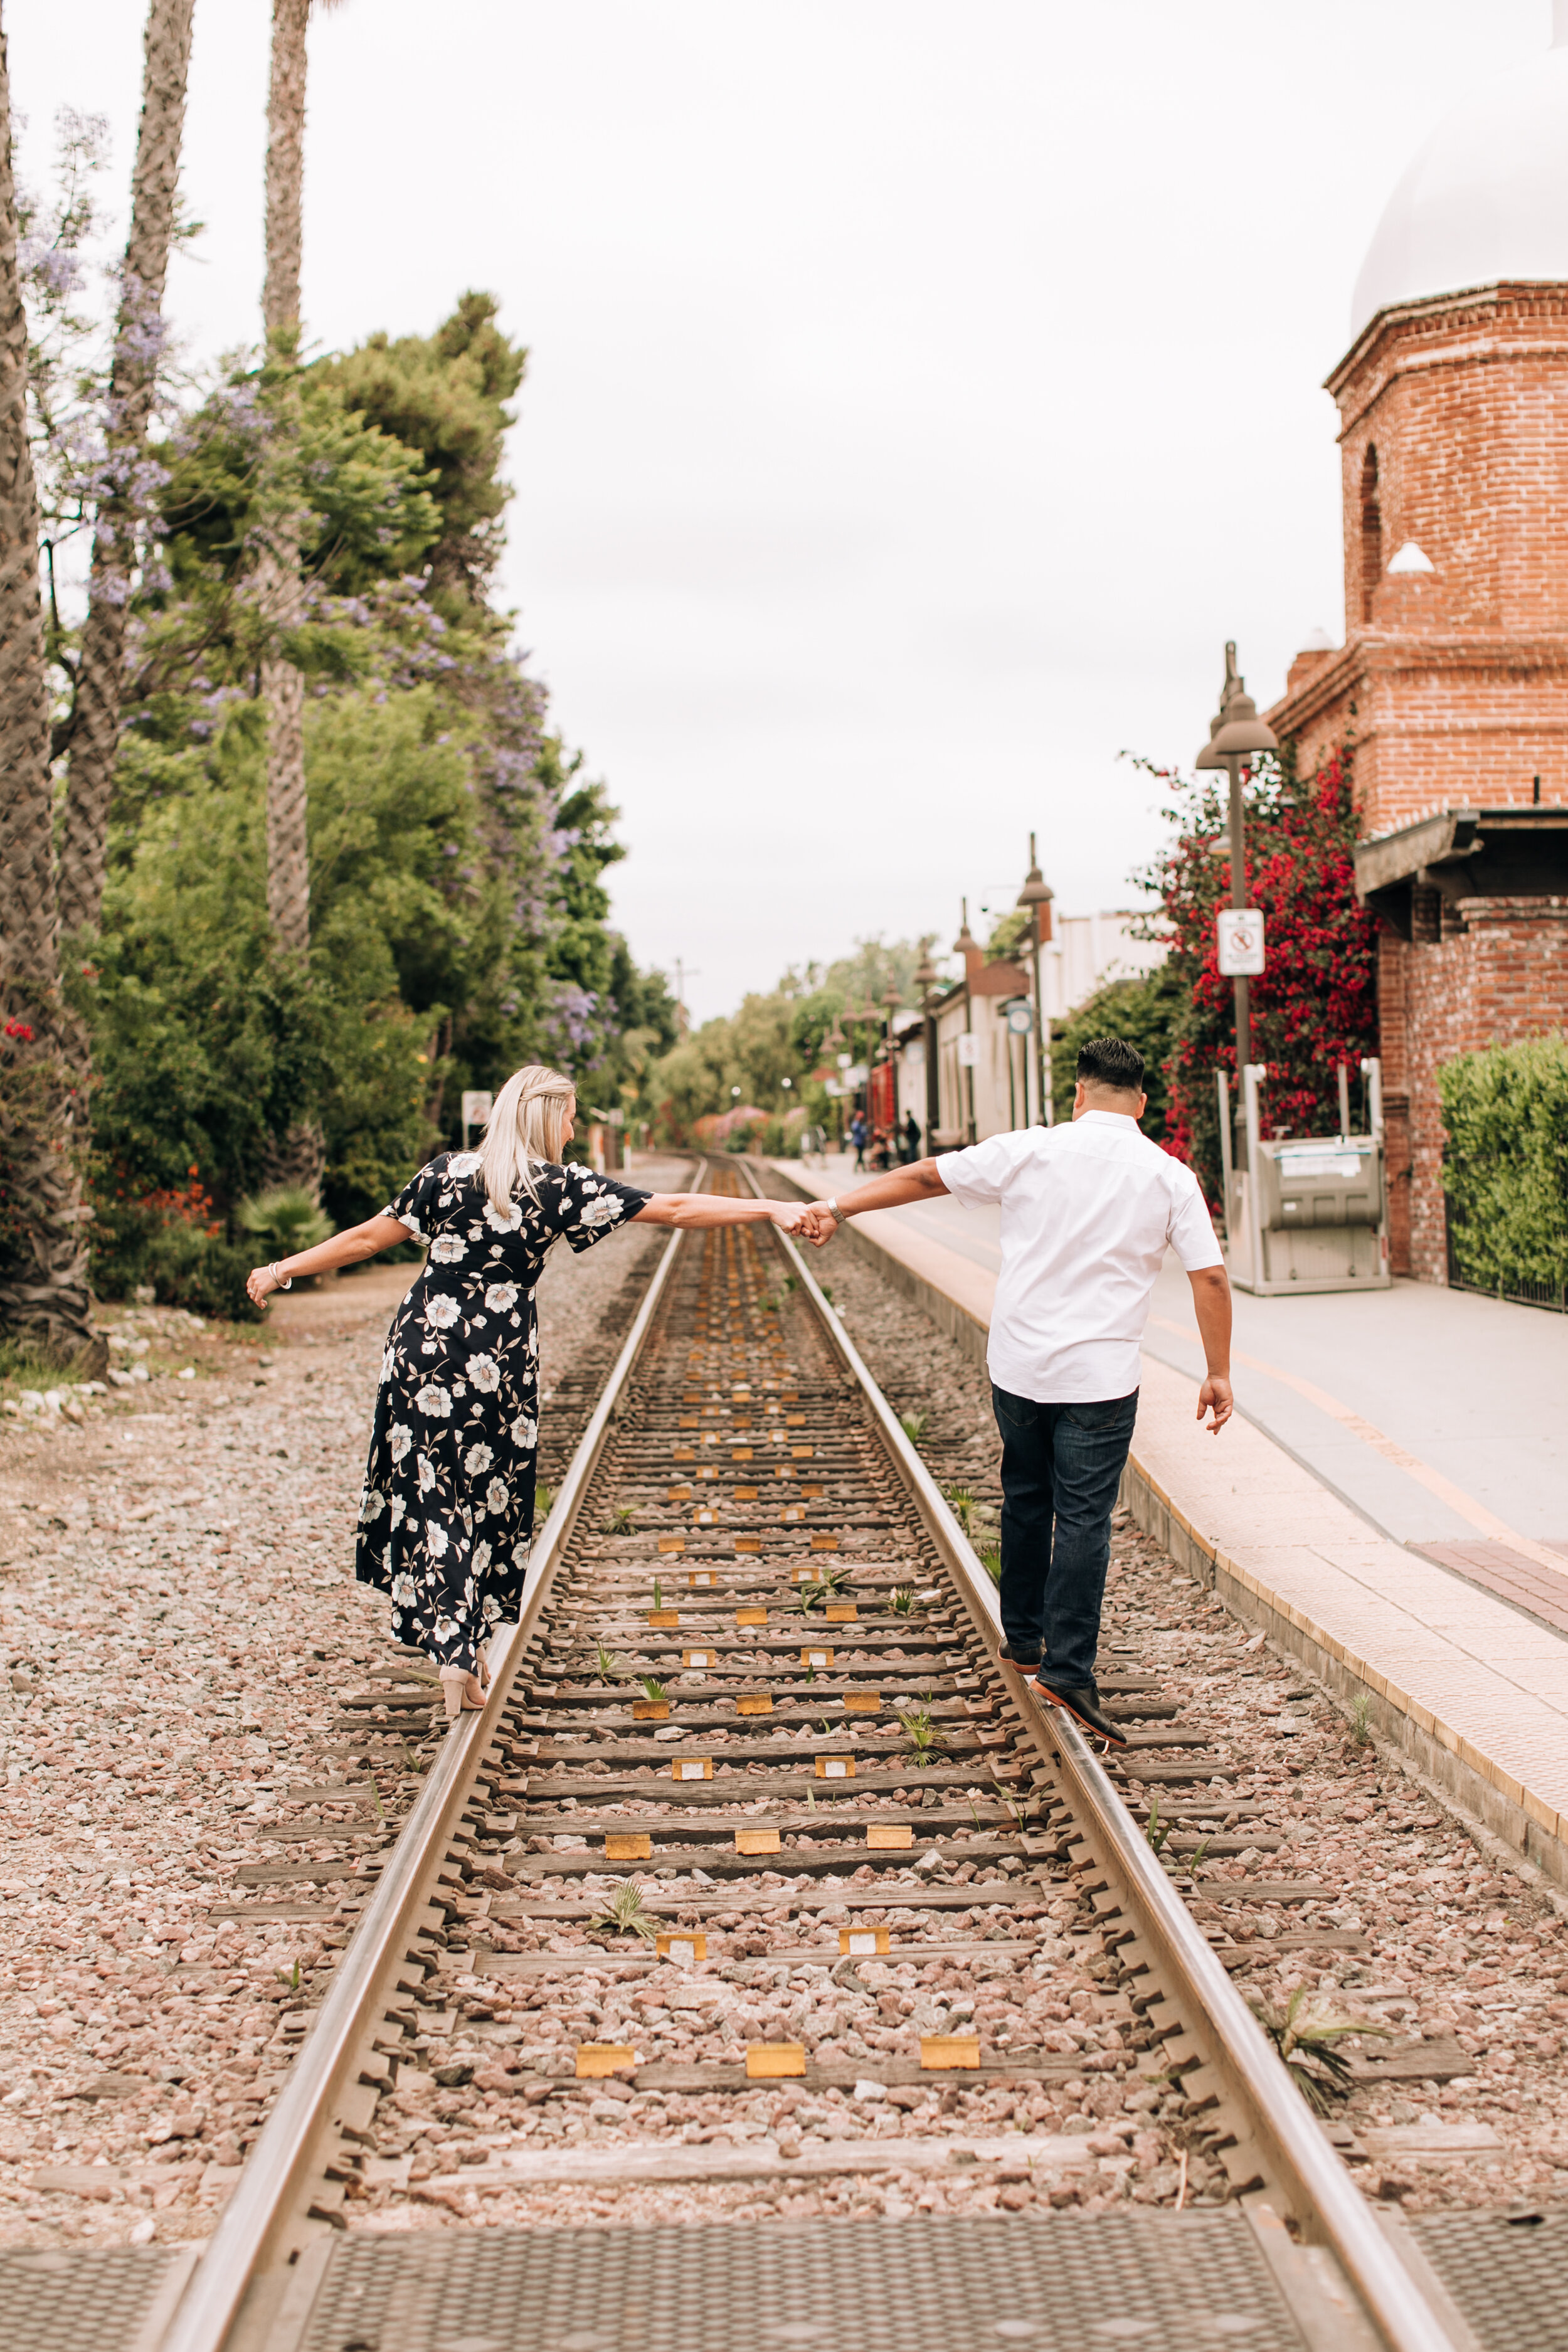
[143,1224,262,1320]
[90,1182,262,1321]
[1439,1033,1568,1297]
[236,1186,332,1259]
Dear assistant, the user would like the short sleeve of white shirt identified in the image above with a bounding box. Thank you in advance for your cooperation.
[938,1130,1032,1207]
[1167,1164,1224,1272]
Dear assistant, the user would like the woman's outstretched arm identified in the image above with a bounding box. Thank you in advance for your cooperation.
[246,1212,410,1308]
[633,1192,806,1232]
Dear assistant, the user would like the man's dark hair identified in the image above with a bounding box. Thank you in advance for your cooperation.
[1076,1036,1145,1094]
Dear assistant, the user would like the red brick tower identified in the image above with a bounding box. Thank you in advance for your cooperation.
[1268,14,1568,1282]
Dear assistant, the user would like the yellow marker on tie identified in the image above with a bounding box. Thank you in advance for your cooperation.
[746,2044,805,2080]
[576,2045,637,2079]
[920,2035,980,2070]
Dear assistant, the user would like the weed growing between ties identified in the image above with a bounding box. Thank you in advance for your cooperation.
[1257,1989,1389,2115]
[898,1701,946,1767]
[589,1883,660,1944]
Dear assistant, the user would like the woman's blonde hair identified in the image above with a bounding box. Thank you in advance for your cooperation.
[477,1063,576,1214]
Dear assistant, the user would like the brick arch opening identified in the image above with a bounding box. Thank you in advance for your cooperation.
[1359,444,1382,623]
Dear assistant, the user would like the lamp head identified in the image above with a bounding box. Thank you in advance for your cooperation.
[912,953,938,993]
[1198,642,1278,761]
[1195,712,1228,771]
[1210,689,1279,756]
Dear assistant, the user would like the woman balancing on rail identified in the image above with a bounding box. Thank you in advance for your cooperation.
[246,1064,807,1719]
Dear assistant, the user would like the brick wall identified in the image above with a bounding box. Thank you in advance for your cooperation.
[1267,283,1568,842]
[1263,282,1568,1283]
[1381,897,1568,1283]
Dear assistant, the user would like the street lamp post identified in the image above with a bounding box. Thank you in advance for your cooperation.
[913,949,940,1152]
[1195,641,1278,1083]
[1015,834,1054,1126]
[951,902,978,1144]
[822,1019,847,1150]
[881,987,901,1148]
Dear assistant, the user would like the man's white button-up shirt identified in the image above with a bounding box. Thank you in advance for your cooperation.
[938,1111,1223,1403]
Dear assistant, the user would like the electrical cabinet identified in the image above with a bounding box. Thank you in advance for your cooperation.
[1221,1062,1391,1296]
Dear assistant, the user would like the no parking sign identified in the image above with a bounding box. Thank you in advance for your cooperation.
[1216,909,1266,975]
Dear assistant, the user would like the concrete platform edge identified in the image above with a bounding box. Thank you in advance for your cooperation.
[753,1156,1568,1903]
[1120,1449,1568,1902]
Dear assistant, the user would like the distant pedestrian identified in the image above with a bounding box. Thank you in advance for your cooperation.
[246,1066,807,1719]
[903,1111,922,1163]
[850,1110,869,1171]
[795,1036,1232,1746]
[872,1127,893,1172]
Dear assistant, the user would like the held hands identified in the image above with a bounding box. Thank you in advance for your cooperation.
[790,1202,840,1248]
[1196,1374,1233,1435]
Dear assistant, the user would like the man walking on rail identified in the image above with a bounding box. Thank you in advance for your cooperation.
[796,1036,1233,1746]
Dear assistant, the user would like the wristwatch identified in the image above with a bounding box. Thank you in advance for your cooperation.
[826,1197,847,1226]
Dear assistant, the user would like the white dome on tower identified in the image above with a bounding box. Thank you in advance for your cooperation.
[1351,4,1568,339]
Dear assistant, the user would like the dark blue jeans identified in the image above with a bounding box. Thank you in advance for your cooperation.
[992,1384,1140,1686]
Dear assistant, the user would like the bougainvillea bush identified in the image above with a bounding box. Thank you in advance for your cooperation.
[1132,742,1380,1201]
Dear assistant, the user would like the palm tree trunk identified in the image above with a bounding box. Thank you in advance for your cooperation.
[0,4,99,1364]
[56,0,196,940]
[261,0,311,961]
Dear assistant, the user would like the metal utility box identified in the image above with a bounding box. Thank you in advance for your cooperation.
[1221,1061,1391,1296]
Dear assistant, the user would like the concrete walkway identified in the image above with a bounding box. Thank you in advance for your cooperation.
[771,1148,1568,1887]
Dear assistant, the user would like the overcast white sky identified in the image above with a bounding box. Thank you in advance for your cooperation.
[9,0,1549,1020]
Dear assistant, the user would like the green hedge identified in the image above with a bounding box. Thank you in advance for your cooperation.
[90,1198,263,1322]
[1438,1034,1568,1297]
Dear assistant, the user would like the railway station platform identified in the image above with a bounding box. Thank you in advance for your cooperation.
[767,1152,1568,1894]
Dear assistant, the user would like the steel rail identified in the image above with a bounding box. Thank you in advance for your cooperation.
[159,1178,704,2352]
[737,1158,1458,2352]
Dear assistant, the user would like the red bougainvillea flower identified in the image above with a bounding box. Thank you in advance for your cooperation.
[4,1019,34,1042]
[1130,740,1379,1204]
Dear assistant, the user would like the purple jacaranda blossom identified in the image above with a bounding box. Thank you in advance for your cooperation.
[20,239,84,299]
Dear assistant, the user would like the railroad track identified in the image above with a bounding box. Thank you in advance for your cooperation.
[91,1159,1473,2352]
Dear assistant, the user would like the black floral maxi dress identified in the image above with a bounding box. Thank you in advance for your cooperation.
[355,1152,650,1670]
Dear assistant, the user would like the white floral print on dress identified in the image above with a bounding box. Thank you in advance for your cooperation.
[356,1151,651,1671]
